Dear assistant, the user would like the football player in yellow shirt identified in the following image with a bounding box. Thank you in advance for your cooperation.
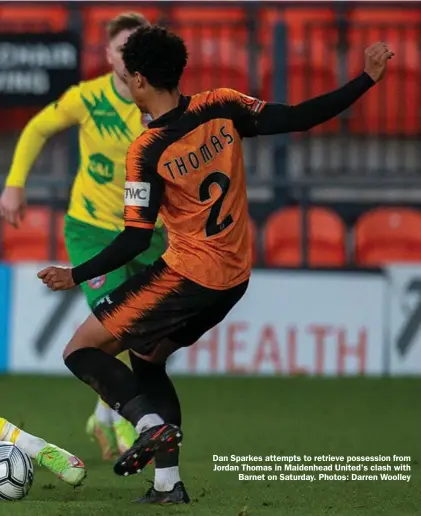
[0,13,166,461]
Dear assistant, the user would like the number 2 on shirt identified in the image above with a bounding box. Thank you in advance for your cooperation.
[199,171,234,238]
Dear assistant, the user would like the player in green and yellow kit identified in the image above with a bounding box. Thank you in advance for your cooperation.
[0,13,166,461]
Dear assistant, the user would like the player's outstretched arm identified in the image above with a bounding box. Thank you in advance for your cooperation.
[0,86,81,227]
[256,42,394,136]
[71,227,154,285]
[37,226,154,290]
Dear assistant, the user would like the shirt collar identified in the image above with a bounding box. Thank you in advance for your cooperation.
[148,95,191,128]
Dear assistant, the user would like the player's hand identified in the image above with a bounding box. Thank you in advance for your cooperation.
[37,266,76,291]
[364,42,394,83]
[0,186,26,228]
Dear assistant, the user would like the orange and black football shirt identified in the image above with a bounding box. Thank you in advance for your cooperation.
[72,73,374,287]
[124,88,266,290]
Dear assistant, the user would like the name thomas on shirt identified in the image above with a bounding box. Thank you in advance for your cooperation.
[163,124,234,181]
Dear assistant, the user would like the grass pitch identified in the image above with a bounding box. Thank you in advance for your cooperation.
[0,375,419,515]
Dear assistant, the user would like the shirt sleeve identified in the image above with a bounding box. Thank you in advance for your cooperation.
[6,85,83,187]
[124,138,165,230]
[71,227,153,285]
[215,88,267,138]
[255,72,375,135]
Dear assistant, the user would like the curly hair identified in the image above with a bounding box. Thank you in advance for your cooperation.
[122,25,188,91]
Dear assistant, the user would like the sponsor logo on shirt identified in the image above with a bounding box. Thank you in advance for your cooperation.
[124,181,150,207]
[88,275,106,289]
[81,91,132,141]
[87,153,114,184]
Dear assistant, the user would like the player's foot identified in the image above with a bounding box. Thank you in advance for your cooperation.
[134,481,190,504]
[113,418,138,454]
[86,414,118,460]
[36,445,86,487]
[114,424,182,477]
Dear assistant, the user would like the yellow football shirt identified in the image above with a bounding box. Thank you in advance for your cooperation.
[7,73,151,232]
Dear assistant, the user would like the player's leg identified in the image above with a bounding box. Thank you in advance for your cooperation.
[126,347,187,504]
[112,264,247,503]
[62,310,180,481]
[107,224,168,454]
[62,261,246,502]
[64,215,137,458]
[0,418,86,486]
[120,280,248,503]
[67,217,167,457]
[107,349,138,455]
[62,261,187,478]
[109,227,168,457]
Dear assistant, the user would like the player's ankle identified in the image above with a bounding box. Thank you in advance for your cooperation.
[2,421,45,459]
[94,405,113,426]
[111,411,123,424]
[154,466,181,491]
[135,414,164,434]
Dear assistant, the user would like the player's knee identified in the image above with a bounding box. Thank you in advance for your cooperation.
[63,332,94,360]
[140,338,179,364]
[63,314,115,361]
[63,338,80,361]
[63,330,122,362]
[63,324,88,360]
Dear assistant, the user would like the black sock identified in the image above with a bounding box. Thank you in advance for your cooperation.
[65,348,155,423]
[130,351,181,468]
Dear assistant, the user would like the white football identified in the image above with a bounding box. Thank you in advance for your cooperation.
[0,442,34,500]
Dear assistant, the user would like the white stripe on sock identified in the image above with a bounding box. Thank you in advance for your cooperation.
[154,466,180,492]
[94,401,113,426]
[135,413,164,434]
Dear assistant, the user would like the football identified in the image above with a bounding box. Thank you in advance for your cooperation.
[0,442,34,500]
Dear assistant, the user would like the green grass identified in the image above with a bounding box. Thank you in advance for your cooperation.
[0,375,420,515]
